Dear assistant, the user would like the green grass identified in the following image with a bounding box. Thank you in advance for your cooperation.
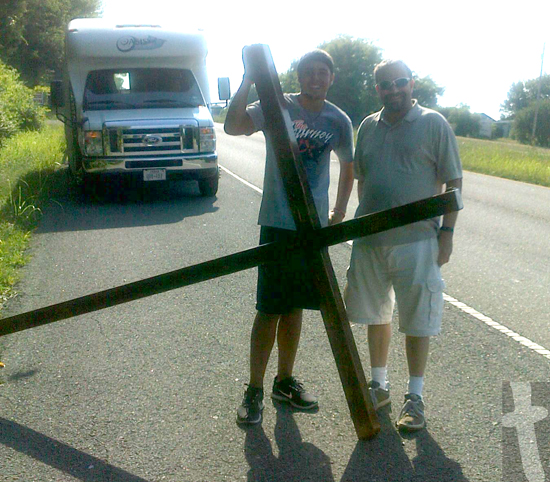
[0,124,65,309]
[457,137,550,187]
[349,130,550,187]
[0,223,30,306]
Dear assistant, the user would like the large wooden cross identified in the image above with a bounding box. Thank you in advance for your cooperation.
[0,45,462,440]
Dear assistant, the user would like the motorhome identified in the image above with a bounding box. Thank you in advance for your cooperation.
[51,19,229,196]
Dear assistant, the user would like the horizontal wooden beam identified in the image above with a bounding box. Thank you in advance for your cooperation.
[0,188,461,338]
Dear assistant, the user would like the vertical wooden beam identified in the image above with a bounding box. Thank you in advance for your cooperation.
[245,44,380,439]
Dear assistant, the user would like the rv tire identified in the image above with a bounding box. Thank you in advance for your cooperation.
[198,172,219,197]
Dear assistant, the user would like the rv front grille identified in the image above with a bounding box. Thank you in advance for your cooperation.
[105,126,198,155]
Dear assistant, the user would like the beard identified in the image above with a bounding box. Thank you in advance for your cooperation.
[383,92,410,113]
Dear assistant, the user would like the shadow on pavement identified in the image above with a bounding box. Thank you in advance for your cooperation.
[0,417,150,482]
[341,408,469,481]
[6,368,39,382]
[244,403,335,481]
[409,429,470,481]
[28,167,220,233]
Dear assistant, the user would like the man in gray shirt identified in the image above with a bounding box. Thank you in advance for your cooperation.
[344,59,462,431]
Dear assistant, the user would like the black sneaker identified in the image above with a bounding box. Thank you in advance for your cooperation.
[271,376,318,410]
[236,385,264,424]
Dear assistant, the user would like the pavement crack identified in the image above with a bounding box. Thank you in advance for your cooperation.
[93,314,118,361]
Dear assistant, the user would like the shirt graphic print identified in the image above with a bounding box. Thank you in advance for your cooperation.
[293,119,334,162]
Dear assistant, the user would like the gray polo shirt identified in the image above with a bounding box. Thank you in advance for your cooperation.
[247,93,353,230]
[354,101,462,246]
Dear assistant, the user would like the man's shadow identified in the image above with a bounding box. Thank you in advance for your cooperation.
[408,429,470,481]
[244,401,335,482]
[341,407,470,482]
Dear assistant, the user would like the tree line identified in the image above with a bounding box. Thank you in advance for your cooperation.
[0,3,547,147]
[0,0,100,145]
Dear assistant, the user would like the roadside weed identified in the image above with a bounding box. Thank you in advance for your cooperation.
[0,124,64,311]
[7,180,42,222]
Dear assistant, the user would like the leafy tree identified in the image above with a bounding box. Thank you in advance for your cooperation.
[0,0,101,86]
[438,105,480,137]
[491,122,507,139]
[0,1,27,65]
[0,61,45,146]
[512,100,550,147]
[412,75,444,109]
[319,36,383,125]
[279,63,300,94]
[501,75,550,119]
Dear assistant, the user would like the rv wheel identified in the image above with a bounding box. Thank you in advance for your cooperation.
[67,145,86,187]
[199,173,219,197]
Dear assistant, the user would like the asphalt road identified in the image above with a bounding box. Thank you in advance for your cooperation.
[0,126,549,481]
[216,125,550,350]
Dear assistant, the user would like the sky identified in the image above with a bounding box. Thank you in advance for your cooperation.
[100,0,549,120]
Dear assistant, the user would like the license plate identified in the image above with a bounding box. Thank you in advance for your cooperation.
[143,169,166,181]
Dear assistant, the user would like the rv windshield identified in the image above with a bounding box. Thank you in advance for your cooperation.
[83,68,205,111]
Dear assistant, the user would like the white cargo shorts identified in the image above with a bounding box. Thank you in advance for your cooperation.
[344,238,445,337]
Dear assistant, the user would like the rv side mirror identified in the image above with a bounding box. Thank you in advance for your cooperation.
[218,77,231,101]
[50,80,64,108]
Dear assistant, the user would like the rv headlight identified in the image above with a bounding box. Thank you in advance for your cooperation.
[199,127,215,153]
[83,131,104,156]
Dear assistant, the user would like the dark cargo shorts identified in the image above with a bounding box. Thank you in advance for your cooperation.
[256,226,321,314]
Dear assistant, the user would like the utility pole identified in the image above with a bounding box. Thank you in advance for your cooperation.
[531,43,545,144]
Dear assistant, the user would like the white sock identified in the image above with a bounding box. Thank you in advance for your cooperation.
[408,376,424,397]
[371,367,388,390]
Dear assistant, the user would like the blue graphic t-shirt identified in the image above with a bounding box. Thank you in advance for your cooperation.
[247,93,353,230]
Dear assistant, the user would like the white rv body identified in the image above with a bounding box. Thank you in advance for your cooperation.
[54,18,220,195]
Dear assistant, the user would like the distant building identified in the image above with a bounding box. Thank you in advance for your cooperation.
[478,113,495,138]
[477,113,512,139]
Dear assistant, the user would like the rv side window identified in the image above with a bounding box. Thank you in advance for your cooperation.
[83,68,205,110]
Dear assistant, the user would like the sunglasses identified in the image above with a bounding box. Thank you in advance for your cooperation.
[377,77,411,91]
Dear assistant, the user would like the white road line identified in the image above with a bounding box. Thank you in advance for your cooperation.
[443,294,550,360]
[220,165,262,194]
[222,164,550,362]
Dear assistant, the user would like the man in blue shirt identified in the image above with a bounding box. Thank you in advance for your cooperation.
[225,48,354,425]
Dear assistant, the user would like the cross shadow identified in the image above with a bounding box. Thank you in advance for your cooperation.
[0,417,150,482]
[340,407,413,482]
[243,402,334,481]
[341,408,470,482]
